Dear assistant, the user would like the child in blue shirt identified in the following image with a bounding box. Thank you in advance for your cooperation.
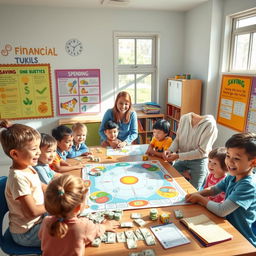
[34,133,60,184]
[67,123,90,158]
[101,120,121,148]
[99,91,138,148]
[186,132,256,247]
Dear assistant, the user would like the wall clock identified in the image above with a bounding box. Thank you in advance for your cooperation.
[65,39,83,56]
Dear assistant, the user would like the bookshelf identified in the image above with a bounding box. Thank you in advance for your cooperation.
[166,78,202,139]
[136,110,164,144]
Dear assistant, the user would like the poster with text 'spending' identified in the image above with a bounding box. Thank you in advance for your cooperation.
[217,75,252,132]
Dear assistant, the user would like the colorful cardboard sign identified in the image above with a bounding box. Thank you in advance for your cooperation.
[217,75,252,132]
[0,64,53,120]
[55,69,101,116]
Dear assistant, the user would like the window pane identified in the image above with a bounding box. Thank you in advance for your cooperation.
[136,74,152,103]
[232,34,250,70]
[236,15,256,28]
[250,33,256,70]
[118,74,135,103]
[137,39,152,65]
[118,39,135,65]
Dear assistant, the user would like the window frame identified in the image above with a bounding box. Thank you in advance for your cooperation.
[229,9,256,73]
[113,32,159,106]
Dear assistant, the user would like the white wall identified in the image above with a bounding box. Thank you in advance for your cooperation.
[0,5,185,169]
[184,0,256,147]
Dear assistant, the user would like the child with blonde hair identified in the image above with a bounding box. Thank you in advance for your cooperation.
[0,120,46,246]
[67,123,91,158]
[39,174,119,255]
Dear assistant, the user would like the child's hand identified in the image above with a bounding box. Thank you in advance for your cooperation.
[103,220,119,232]
[146,147,155,156]
[108,140,120,149]
[185,192,209,206]
[117,141,127,148]
[82,152,92,156]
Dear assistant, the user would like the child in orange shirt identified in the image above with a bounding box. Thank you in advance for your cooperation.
[146,119,172,159]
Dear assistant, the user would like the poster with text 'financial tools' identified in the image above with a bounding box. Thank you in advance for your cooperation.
[55,69,101,116]
[246,77,256,133]
[0,64,53,120]
[217,75,252,132]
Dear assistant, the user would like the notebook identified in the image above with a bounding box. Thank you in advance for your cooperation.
[180,214,233,246]
[150,223,190,249]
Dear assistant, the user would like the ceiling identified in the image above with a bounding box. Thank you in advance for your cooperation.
[0,0,209,12]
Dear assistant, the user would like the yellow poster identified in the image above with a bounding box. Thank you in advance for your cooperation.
[217,75,252,132]
[0,64,53,120]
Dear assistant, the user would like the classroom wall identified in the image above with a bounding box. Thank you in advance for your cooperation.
[0,5,185,170]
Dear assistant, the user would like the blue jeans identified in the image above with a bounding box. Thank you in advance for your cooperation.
[11,222,41,247]
[173,158,208,190]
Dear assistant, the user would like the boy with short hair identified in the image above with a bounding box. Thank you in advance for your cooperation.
[51,125,85,172]
[186,132,256,247]
[34,133,60,184]
[101,120,121,149]
[146,119,172,159]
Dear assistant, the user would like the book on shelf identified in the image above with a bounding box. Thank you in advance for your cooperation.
[180,214,233,246]
[137,120,144,132]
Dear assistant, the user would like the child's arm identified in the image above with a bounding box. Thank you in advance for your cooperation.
[54,159,85,173]
[185,186,216,205]
[18,195,45,218]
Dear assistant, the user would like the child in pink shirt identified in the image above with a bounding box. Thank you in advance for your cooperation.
[39,174,118,256]
[204,147,228,202]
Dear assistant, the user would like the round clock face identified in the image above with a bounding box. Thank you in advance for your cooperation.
[65,39,83,56]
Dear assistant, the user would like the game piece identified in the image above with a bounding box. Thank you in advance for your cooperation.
[91,237,101,247]
[116,232,126,243]
[114,213,122,221]
[131,212,142,219]
[126,238,137,249]
[142,154,149,161]
[139,228,156,246]
[106,232,116,243]
[142,249,157,256]
[134,218,146,227]
[100,233,107,242]
[121,222,134,228]
[160,213,171,224]
[149,209,158,220]
[174,209,183,219]
[106,155,113,159]
[125,230,138,241]
[107,211,115,219]
[134,229,144,240]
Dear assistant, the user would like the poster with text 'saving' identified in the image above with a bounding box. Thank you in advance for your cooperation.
[55,69,101,116]
[0,64,53,120]
[217,75,252,132]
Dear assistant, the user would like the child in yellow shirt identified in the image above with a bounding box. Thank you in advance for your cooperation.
[146,119,172,159]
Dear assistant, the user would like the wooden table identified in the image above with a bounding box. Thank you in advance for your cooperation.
[67,147,256,256]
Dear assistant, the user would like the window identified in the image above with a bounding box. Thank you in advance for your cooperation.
[229,10,256,72]
[114,33,158,104]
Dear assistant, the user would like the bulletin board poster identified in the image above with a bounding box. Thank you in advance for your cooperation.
[246,77,256,133]
[217,75,252,132]
[55,69,101,116]
[0,64,53,120]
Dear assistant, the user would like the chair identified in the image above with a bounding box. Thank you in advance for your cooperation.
[0,176,42,255]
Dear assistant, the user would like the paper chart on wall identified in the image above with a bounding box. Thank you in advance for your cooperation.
[55,69,101,116]
[0,64,53,120]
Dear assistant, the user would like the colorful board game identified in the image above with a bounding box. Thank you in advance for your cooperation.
[82,160,187,212]
[106,144,148,156]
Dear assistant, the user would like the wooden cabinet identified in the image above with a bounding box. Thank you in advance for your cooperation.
[136,110,164,144]
[166,78,202,138]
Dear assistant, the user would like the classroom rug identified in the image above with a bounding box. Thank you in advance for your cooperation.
[82,160,187,212]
